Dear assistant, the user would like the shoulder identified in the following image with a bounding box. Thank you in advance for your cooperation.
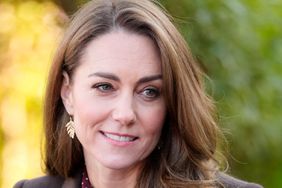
[13,175,64,188]
[13,175,65,188]
[13,173,82,188]
[14,170,82,188]
[217,172,263,188]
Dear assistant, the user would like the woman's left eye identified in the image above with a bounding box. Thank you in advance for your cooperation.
[141,87,160,99]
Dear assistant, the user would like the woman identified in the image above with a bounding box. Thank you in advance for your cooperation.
[14,0,262,187]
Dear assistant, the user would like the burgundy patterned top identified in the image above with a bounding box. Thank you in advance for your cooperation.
[81,169,93,188]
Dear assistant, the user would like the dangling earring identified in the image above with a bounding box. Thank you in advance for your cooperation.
[65,116,75,139]
[157,145,161,150]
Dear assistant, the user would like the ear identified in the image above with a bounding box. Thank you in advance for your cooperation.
[61,71,74,115]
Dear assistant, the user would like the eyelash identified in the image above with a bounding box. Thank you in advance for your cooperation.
[92,82,114,92]
[92,83,161,100]
[141,87,160,100]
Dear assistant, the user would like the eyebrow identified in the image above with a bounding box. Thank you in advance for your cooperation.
[88,72,162,83]
[88,72,120,81]
[137,74,162,84]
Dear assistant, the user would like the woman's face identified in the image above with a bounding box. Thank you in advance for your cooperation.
[61,30,166,171]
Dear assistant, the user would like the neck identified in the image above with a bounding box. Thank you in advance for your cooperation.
[84,156,142,188]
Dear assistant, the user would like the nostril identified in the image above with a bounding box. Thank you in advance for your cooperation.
[110,94,137,125]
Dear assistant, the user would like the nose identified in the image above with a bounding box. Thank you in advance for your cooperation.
[111,94,137,126]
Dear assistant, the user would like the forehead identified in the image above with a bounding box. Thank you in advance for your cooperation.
[77,29,162,75]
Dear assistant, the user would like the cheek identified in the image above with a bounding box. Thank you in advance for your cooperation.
[137,104,165,159]
[71,94,110,135]
[141,103,166,138]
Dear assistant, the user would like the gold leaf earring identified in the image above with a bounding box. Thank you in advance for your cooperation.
[65,116,75,139]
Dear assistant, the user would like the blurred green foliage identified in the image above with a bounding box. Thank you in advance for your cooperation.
[0,0,281,187]
[0,1,64,187]
[161,0,282,187]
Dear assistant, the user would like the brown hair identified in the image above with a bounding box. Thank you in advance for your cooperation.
[44,0,222,187]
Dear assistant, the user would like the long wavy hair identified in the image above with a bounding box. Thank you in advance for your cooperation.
[44,0,222,187]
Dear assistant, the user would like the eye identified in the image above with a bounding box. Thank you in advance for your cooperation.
[141,87,160,99]
[92,83,114,93]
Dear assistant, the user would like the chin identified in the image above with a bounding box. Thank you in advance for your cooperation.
[98,156,143,170]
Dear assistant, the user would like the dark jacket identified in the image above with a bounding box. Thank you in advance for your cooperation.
[14,172,263,188]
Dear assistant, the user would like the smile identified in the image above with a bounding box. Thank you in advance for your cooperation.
[101,131,138,142]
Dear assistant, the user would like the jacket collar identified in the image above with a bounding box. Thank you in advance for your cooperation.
[62,170,82,188]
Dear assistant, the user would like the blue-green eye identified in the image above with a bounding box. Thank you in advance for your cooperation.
[93,83,114,92]
[142,87,160,99]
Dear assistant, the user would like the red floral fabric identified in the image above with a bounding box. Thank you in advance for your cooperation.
[81,169,93,188]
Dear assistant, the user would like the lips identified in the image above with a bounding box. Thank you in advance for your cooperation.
[100,131,138,142]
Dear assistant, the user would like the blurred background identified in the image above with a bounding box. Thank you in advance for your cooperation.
[0,0,281,187]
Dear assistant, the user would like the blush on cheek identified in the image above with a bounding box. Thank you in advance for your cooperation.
[146,108,166,130]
